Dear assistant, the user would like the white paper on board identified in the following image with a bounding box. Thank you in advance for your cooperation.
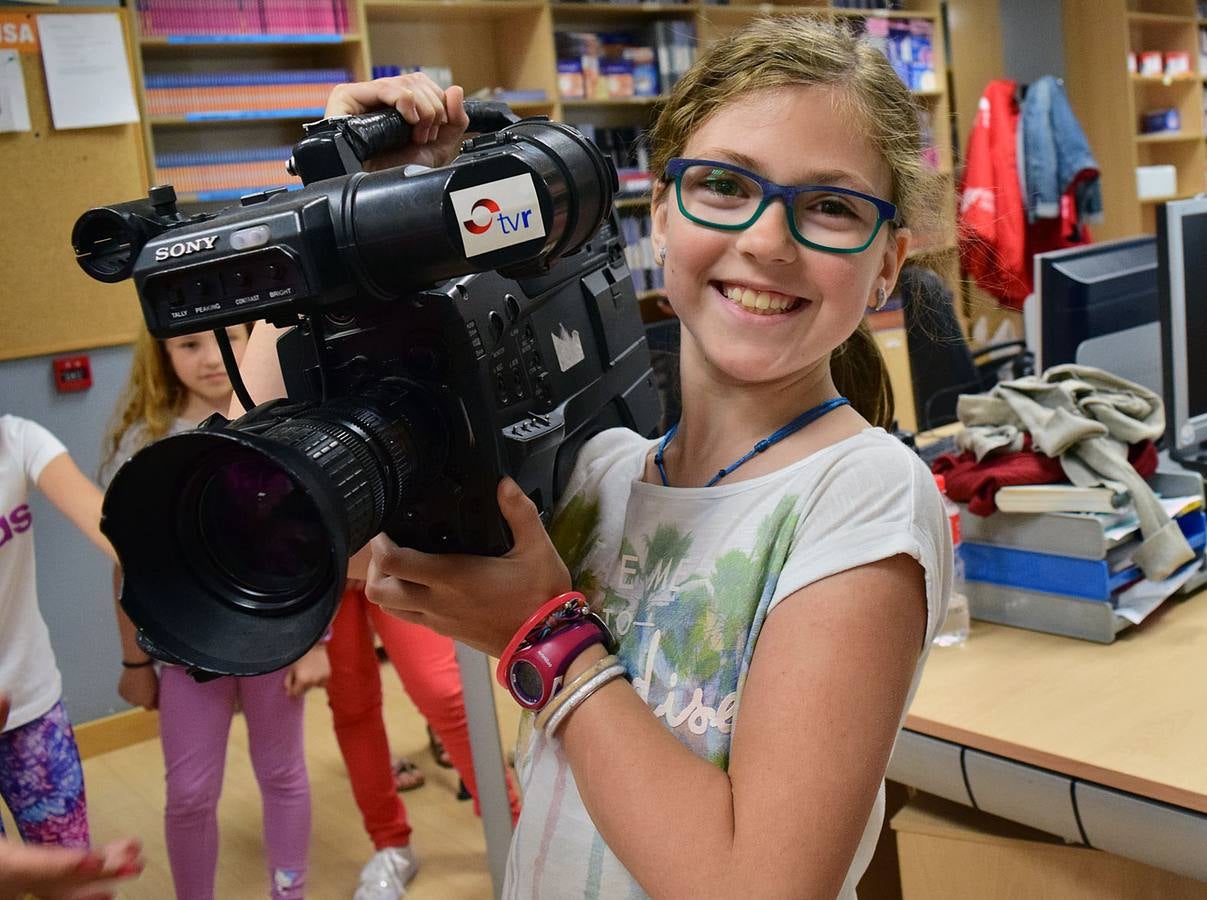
[0,51,31,132]
[36,13,138,129]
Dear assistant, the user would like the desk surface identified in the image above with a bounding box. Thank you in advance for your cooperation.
[905,592,1207,814]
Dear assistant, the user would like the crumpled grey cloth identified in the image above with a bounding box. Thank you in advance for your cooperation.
[955,364,1194,581]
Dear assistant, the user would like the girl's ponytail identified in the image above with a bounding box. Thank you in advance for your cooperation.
[831,320,894,431]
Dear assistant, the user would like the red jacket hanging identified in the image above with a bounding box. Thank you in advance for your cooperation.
[959,79,1030,309]
[959,79,1096,311]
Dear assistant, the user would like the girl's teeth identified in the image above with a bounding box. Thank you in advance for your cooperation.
[723,284,795,314]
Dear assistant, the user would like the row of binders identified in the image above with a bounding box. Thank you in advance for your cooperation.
[959,471,1207,643]
[143,69,348,118]
[155,147,295,200]
[136,0,351,37]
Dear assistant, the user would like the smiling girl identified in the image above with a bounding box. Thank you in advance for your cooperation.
[102,325,329,900]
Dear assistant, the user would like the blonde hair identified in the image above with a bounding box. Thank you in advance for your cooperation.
[101,324,250,471]
[648,15,940,429]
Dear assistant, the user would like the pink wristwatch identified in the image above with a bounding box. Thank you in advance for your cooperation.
[506,617,610,710]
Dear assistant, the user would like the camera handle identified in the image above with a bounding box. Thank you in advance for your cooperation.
[287,99,522,185]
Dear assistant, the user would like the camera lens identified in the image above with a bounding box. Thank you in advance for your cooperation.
[101,381,446,676]
[195,456,327,603]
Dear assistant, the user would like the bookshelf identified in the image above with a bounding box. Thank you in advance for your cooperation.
[1063,0,1207,240]
[129,0,372,203]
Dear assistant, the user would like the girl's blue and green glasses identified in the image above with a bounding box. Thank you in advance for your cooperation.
[664,158,899,254]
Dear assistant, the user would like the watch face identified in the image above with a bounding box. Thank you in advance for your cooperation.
[510,659,545,706]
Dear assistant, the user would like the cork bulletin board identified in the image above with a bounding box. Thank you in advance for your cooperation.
[0,6,148,362]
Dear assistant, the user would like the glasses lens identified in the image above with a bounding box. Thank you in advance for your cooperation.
[197,457,327,599]
[792,189,882,250]
[678,164,764,228]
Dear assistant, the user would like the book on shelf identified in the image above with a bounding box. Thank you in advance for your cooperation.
[993,483,1130,514]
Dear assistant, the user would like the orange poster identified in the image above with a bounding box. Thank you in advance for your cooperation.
[0,13,38,53]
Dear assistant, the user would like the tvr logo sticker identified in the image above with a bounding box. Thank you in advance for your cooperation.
[451,174,546,257]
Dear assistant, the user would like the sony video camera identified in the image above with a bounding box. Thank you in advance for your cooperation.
[73,102,661,677]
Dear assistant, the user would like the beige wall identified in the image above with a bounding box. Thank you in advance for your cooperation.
[945,0,1006,160]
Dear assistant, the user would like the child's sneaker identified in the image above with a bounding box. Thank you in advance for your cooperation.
[354,845,418,900]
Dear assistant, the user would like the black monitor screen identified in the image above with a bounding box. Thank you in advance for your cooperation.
[1182,214,1207,420]
[1036,238,1161,395]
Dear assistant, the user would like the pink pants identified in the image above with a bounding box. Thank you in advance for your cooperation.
[158,666,310,900]
[325,581,520,850]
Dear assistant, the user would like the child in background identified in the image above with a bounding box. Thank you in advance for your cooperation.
[325,579,520,900]
[334,18,952,897]
[100,325,330,900]
[0,691,144,900]
[0,412,117,854]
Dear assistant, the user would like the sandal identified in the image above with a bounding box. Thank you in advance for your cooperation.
[392,756,425,792]
[427,724,454,769]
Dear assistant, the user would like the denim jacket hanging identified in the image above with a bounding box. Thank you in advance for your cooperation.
[1019,76,1102,224]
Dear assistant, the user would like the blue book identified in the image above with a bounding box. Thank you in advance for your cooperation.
[961,509,1206,601]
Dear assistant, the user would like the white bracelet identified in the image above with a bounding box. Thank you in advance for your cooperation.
[534,653,618,733]
[543,663,627,738]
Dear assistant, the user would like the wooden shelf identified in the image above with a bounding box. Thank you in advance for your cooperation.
[1065,0,1207,240]
[550,1,700,17]
[1139,192,1200,203]
[830,6,937,20]
[149,111,325,126]
[562,96,665,108]
[139,33,362,46]
[1131,73,1200,84]
[1135,130,1204,142]
[1126,10,1195,25]
[365,0,545,18]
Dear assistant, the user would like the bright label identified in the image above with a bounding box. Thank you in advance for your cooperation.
[450,173,546,257]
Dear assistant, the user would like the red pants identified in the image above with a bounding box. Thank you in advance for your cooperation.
[325,581,519,849]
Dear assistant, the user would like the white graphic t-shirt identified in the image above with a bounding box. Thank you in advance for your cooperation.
[0,415,67,732]
[503,426,951,899]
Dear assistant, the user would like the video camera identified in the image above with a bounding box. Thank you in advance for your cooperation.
[73,101,661,677]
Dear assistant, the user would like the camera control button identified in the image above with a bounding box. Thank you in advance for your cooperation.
[488,310,506,340]
[231,225,272,251]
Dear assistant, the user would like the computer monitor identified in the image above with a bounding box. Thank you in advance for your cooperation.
[1157,196,1207,470]
[1029,237,1163,396]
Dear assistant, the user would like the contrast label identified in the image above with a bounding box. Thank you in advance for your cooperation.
[450,173,546,257]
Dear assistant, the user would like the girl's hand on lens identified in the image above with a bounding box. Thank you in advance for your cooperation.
[323,73,470,171]
[117,666,159,711]
[366,477,572,656]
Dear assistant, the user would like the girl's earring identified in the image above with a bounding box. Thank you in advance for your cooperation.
[871,285,888,312]
[656,245,667,266]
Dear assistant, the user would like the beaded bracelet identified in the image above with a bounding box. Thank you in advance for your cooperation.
[542,663,627,738]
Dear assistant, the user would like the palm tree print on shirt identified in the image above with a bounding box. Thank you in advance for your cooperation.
[549,490,802,767]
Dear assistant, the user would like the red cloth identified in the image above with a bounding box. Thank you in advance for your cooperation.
[959,80,1029,308]
[932,437,1158,516]
[325,582,521,848]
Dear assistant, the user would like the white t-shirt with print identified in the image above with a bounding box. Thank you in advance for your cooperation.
[0,415,68,732]
[503,426,951,899]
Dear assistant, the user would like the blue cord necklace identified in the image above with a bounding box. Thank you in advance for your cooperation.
[654,396,850,488]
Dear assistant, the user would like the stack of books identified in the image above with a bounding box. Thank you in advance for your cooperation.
[144,69,349,119]
[959,471,1207,643]
[155,146,295,201]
